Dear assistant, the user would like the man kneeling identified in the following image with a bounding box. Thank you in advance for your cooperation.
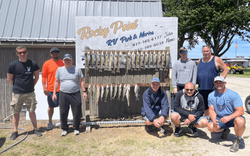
[171,82,208,137]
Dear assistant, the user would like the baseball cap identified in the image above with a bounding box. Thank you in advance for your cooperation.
[179,47,187,52]
[151,77,160,83]
[63,54,72,60]
[214,76,225,82]
[50,47,59,53]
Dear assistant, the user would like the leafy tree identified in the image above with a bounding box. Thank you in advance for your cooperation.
[162,0,250,57]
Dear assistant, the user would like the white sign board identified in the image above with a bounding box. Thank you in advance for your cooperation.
[75,16,178,68]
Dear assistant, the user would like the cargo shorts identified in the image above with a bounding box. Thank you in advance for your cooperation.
[10,92,37,114]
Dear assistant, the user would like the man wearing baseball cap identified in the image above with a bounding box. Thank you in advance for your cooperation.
[141,77,169,134]
[207,76,245,152]
[42,47,64,130]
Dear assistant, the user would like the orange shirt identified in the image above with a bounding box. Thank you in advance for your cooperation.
[42,59,64,92]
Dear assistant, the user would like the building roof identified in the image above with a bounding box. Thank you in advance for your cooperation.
[0,0,163,43]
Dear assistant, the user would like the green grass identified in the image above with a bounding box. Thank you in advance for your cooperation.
[227,67,250,78]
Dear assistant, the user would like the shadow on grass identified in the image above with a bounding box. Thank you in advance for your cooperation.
[176,127,209,139]
[0,137,6,148]
[144,124,173,138]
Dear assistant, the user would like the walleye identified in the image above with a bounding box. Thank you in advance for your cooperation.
[112,84,117,100]
[126,84,131,109]
[143,51,148,70]
[156,51,161,71]
[122,84,127,101]
[160,51,165,71]
[134,84,140,101]
[99,51,104,72]
[135,51,140,71]
[109,51,113,71]
[104,84,109,102]
[91,50,95,67]
[87,84,91,102]
[112,51,118,74]
[85,51,90,73]
[92,84,96,102]
[117,84,122,100]
[131,51,135,71]
[100,85,104,101]
[96,85,100,104]
[125,51,131,75]
[104,51,109,71]
[110,83,113,99]
[95,51,100,70]
[165,51,170,71]
[116,51,122,73]
[148,51,152,68]
[139,51,144,71]
[152,51,156,66]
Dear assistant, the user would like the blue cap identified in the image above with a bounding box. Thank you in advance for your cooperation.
[50,47,59,53]
[151,78,160,83]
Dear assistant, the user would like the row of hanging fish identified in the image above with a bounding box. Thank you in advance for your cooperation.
[87,84,140,109]
[84,50,170,74]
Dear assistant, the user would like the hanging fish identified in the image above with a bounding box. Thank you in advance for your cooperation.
[96,85,100,104]
[160,51,165,71]
[126,84,131,109]
[116,51,122,73]
[125,51,131,75]
[165,51,170,71]
[122,84,127,101]
[100,85,104,101]
[99,51,104,72]
[104,51,109,71]
[92,84,96,102]
[134,84,140,101]
[152,51,156,66]
[131,51,135,71]
[95,51,100,70]
[112,51,118,74]
[85,51,90,73]
[87,84,91,102]
[110,83,113,99]
[156,51,161,71]
[139,51,144,71]
[135,51,140,71]
[117,84,122,100]
[91,50,95,67]
[148,51,152,68]
[104,84,109,102]
[109,51,113,71]
[112,84,117,100]
[143,51,148,70]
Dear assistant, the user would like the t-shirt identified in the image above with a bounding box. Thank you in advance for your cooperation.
[42,59,64,92]
[55,66,84,93]
[7,59,40,94]
[208,88,242,117]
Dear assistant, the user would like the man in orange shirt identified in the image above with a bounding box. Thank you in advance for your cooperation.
[42,47,64,130]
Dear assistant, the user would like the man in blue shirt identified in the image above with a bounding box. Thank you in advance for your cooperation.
[141,78,169,134]
[207,76,245,152]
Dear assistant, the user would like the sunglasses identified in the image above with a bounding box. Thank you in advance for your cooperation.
[17,51,27,55]
[185,89,194,92]
[180,51,187,54]
[51,51,59,54]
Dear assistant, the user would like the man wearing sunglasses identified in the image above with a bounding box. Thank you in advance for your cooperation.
[52,54,87,136]
[171,82,207,137]
[207,76,245,152]
[7,45,42,140]
[172,47,197,95]
[41,47,64,130]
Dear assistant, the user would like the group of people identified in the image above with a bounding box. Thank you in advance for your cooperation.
[7,46,87,140]
[141,46,245,152]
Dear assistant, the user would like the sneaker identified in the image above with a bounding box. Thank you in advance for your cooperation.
[10,131,18,140]
[230,138,240,152]
[188,124,199,137]
[158,126,166,134]
[174,127,182,137]
[74,130,80,135]
[221,128,230,139]
[34,129,42,137]
[46,123,53,130]
[61,130,68,136]
[145,125,154,132]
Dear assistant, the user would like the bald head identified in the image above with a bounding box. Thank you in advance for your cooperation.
[185,82,194,89]
[184,82,195,97]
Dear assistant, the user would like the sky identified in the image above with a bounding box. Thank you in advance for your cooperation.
[184,37,250,59]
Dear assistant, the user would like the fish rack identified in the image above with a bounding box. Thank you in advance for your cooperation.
[82,46,171,132]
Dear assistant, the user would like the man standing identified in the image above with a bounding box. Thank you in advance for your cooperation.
[42,47,64,130]
[197,45,228,116]
[7,45,42,140]
[207,76,245,152]
[172,47,197,95]
[141,78,169,134]
[52,54,87,136]
[171,82,208,137]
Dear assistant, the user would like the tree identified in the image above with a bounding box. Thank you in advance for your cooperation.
[162,0,250,57]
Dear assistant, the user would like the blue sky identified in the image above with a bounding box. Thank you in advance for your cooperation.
[184,37,250,59]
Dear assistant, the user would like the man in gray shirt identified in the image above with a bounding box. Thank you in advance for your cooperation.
[52,54,87,136]
[172,47,197,95]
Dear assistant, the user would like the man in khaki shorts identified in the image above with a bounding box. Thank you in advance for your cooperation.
[7,45,42,140]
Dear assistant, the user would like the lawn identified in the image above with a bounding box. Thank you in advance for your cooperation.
[227,67,250,78]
